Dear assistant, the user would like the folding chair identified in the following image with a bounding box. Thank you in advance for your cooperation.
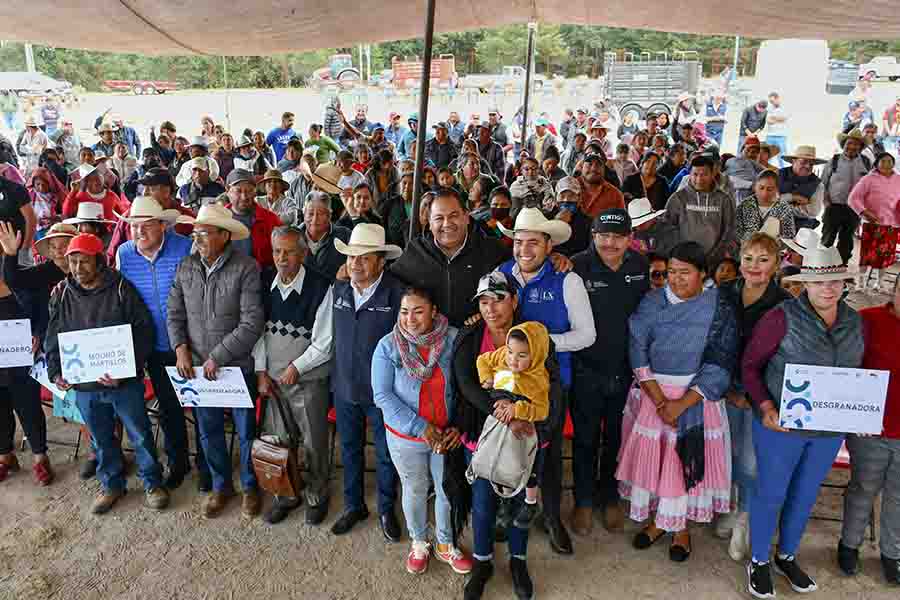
[812,441,877,543]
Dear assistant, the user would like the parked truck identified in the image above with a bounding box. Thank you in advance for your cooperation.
[459,66,546,90]
[858,56,900,81]
[599,51,701,120]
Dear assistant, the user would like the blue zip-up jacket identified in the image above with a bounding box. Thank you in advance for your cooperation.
[371,327,458,437]
[117,230,192,352]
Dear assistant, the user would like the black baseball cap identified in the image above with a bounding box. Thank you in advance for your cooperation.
[592,208,632,234]
[138,168,175,188]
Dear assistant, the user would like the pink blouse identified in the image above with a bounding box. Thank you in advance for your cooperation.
[848,170,900,227]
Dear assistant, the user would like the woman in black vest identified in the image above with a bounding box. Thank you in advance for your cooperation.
[742,245,863,598]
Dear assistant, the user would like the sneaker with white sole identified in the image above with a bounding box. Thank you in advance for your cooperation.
[774,554,818,593]
[406,540,431,575]
[729,512,749,562]
[748,561,776,599]
[435,544,474,574]
[716,510,739,539]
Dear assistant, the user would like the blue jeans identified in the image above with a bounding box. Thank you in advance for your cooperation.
[386,433,451,544]
[334,397,397,515]
[766,135,788,167]
[750,418,843,562]
[708,126,724,147]
[465,448,529,559]
[726,403,756,512]
[75,379,163,492]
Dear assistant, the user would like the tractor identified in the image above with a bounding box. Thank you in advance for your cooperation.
[309,54,361,89]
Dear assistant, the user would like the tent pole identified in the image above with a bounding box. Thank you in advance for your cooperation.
[222,56,232,133]
[409,0,436,242]
[521,22,537,152]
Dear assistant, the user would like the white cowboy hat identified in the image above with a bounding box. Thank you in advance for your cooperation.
[76,163,99,181]
[23,114,44,127]
[97,121,118,133]
[181,204,250,240]
[188,155,220,180]
[333,223,402,260]
[783,245,858,282]
[189,136,209,149]
[63,202,115,225]
[628,198,666,228]
[782,145,827,165]
[311,163,342,195]
[498,207,572,245]
[115,196,181,224]
[783,229,821,255]
[34,223,77,258]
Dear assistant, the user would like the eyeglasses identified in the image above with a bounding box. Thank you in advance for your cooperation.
[191,230,220,240]
[651,270,667,279]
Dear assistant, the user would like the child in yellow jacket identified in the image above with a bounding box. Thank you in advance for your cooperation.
[476,321,550,527]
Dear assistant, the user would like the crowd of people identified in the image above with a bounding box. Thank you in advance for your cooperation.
[0,88,899,600]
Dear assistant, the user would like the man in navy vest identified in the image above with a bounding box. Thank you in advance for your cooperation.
[571,208,649,536]
[497,207,596,555]
[330,223,404,541]
[254,226,334,525]
[115,196,206,491]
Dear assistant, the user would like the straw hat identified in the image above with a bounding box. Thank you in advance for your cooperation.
[116,196,181,224]
[23,114,44,127]
[837,128,866,146]
[782,145,826,165]
[783,229,821,255]
[333,223,402,260]
[181,204,250,240]
[97,121,117,133]
[235,135,254,149]
[782,245,858,282]
[311,163,342,195]
[34,223,77,258]
[498,207,572,245]
[63,202,115,225]
[260,169,289,190]
[628,198,666,228]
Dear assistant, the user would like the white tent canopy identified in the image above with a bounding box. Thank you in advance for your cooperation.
[0,0,895,56]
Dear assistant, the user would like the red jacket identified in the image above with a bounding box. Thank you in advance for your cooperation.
[62,189,124,219]
[226,203,281,268]
[860,303,900,439]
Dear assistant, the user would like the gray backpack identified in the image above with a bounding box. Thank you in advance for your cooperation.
[466,415,538,498]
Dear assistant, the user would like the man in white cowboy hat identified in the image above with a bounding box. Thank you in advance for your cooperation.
[17,114,49,175]
[177,156,225,210]
[820,128,872,264]
[173,137,218,188]
[778,145,826,232]
[627,196,666,253]
[256,168,298,226]
[115,196,203,491]
[167,203,264,519]
[570,207,650,536]
[496,206,596,555]
[329,223,404,540]
[233,134,273,175]
[92,121,118,159]
[252,225,335,526]
[586,121,612,158]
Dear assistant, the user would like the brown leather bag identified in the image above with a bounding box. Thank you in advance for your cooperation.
[252,388,304,498]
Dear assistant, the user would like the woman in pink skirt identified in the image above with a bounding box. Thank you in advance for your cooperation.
[617,241,739,561]
[849,151,900,292]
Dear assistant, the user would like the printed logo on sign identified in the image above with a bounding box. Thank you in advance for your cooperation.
[781,379,813,429]
[170,374,200,407]
[61,343,86,382]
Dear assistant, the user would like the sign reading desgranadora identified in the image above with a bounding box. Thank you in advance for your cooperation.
[779,363,891,435]
[0,319,33,368]
[164,366,254,409]
[58,324,137,384]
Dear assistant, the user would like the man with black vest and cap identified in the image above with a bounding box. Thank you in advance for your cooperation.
[571,207,650,536]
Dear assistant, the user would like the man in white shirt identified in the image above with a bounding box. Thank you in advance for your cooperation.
[766,92,789,167]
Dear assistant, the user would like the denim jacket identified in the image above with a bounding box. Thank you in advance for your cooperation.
[371,327,458,438]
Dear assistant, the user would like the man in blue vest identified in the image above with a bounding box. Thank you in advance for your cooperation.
[330,223,404,541]
[115,196,207,491]
[497,207,596,555]
[570,208,650,536]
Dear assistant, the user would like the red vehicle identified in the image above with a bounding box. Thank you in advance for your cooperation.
[103,79,178,95]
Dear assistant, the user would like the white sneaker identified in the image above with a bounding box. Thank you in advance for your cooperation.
[716,511,738,539]
[729,512,750,562]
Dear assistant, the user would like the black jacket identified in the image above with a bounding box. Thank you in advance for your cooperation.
[552,210,592,257]
[424,138,459,170]
[390,226,511,327]
[298,223,351,281]
[623,173,671,211]
[572,245,649,375]
[45,267,154,391]
[3,258,65,342]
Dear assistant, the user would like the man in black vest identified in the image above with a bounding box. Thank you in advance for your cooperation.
[571,208,649,536]
[255,226,335,525]
[778,145,826,232]
[330,224,405,541]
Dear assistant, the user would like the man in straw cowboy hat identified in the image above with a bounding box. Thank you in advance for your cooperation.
[820,128,872,264]
[329,223,404,541]
[177,156,224,210]
[92,121,118,159]
[167,204,264,518]
[116,196,203,491]
[256,168,298,226]
[570,207,650,537]
[496,207,596,555]
[46,232,166,514]
[778,144,826,232]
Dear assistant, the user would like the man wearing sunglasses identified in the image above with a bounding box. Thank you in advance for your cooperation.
[648,252,668,290]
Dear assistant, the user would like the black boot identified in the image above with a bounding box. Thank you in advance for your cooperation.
[545,515,573,555]
[837,540,859,576]
[882,554,900,585]
[463,559,494,600]
[510,557,534,600]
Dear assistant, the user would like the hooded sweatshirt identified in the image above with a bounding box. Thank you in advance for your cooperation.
[660,180,736,265]
[476,321,551,422]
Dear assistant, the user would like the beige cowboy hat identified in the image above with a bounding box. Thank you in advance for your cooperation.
[628,197,666,228]
[97,121,118,133]
[783,228,821,255]
[782,145,827,165]
[260,168,289,190]
[115,196,181,225]
[181,204,250,240]
[311,163,342,195]
[334,223,402,260]
[23,114,44,127]
[34,223,77,258]
[188,156,220,181]
[63,202,115,226]
[837,128,866,146]
[783,245,858,282]
[498,207,572,245]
